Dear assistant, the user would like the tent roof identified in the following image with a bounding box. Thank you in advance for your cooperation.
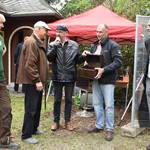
[48,5,135,44]
[0,0,61,18]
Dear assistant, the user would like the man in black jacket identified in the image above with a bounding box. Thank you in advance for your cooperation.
[47,25,85,131]
[144,20,150,150]
[14,41,24,92]
[85,24,122,141]
[144,20,150,120]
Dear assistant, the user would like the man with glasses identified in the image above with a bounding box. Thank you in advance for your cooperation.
[47,25,85,131]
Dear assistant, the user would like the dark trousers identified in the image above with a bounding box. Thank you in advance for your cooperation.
[22,84,43,139]
[0,81,12,144]
[53,81,74,123]
[14,64,19,92]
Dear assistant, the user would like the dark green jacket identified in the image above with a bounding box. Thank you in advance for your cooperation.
[0,35,5,81]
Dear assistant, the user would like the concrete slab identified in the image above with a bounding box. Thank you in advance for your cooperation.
[121,122,145,137]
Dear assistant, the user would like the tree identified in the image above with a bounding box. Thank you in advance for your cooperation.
[60,0,104,17]
[104,0,150,21]
[60,0,150,20]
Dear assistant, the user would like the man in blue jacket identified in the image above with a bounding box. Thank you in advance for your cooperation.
[85,24,122,141]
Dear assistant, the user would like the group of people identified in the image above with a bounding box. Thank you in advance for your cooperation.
[0,12,150,149]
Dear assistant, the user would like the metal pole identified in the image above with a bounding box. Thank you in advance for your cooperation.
[120,74,144,122]
[131,15,140,127]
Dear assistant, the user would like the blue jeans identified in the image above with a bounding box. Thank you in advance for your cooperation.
[92,80,115,131]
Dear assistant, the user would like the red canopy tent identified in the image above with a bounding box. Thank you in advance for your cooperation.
[48,5,135,44]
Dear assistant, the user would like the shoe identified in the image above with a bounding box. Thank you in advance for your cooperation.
[65,122,74,131]
[105,131,113,141]
[22,138,39,144]
[51,122,59,131]
[0,142,20,149]
[147,145,150,150]
[34,129,44,135]
[88,127,103,133]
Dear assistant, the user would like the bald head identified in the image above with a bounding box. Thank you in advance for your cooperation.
[97,24,108,31]
[0,14,6,22]
[0,14,6,30]
[96,24,108,41]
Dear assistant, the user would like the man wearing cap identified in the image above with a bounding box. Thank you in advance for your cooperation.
[47,25,85,131]
[143,19,150,150]
[0,13,20,149]
[17,21,50,144]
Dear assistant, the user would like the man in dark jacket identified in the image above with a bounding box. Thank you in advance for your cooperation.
[47,25,85,131]
[14,41,24,92]
[144,20,150,120]
[85,24,122,141]
[144,20,150,150]
[17,21,50,144]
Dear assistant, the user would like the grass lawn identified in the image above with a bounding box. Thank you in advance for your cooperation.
[10,94,150,150]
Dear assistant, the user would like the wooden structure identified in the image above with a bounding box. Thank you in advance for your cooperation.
[0,0,62,84]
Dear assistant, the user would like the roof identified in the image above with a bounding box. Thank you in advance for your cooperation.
[0,0,61,18]
[48,5,136,44]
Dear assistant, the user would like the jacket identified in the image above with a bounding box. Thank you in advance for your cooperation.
[47,39,84,82]
[143,38,150,87]
[14,42,23,65]
[17,34,48,84]
[90,37,122,84]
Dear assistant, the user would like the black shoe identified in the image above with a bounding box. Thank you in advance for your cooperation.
[0,142,20,149]
[146,145,150,150]
[105,131,113,141]
[88,127,102,133]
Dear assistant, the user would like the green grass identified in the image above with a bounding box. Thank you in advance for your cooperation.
[10,95,150,150]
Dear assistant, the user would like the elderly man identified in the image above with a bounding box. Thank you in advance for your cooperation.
[143,19,150,150]
[17,21,50,144]
[0,14,20,149]
[84,24,122,141]
[47,25,85,131]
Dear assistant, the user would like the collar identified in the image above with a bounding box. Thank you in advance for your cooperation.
[94,37,109,46]
[32,33,46,50]
[33,33,44,44]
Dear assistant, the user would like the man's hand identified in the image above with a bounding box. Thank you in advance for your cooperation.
[54,36,61,44]
[82,50,91,56]
[36,82,43,91]
[94,67,104,79]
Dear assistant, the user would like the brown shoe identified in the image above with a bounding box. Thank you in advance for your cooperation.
[51,122,59,131]
[65,122,74,131]
[105,131,113,141]
[87,127,103,133]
